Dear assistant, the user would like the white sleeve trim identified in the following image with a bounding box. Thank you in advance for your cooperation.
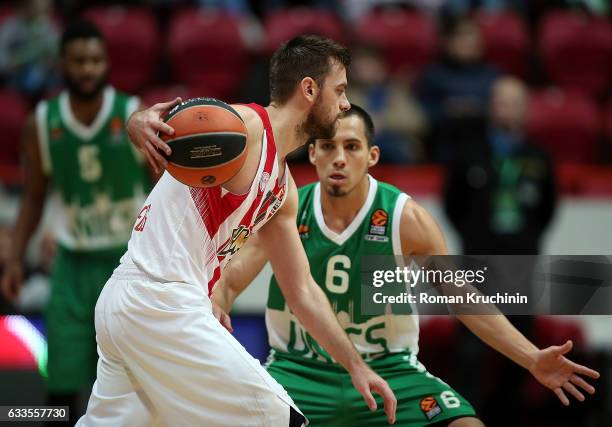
[126,95,144,164]
[35,101,52,174]
[391,193,411,257]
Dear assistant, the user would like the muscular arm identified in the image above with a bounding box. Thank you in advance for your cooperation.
[255,175,396,423]
[400,198,599,404]
[213,234,268,313]
[1,114,50,300]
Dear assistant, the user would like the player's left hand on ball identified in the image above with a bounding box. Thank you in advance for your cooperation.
[350,363,397,424]
[212,301,233,333]
[529,340,600,406]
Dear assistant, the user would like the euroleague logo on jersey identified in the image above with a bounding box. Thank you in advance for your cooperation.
[420,396,442,420]
[365,209,389,242]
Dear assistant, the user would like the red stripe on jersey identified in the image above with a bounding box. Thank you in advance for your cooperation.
[186,103,284,295]
[208,266,221,295]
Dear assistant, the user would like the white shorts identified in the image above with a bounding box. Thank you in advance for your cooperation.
[77,264,304,427]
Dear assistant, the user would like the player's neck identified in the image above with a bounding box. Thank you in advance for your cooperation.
[320,176,370,233]
[265,103,308,159]
[68,91,104,127]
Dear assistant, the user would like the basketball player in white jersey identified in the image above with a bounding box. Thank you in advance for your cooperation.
[77,35,397,426]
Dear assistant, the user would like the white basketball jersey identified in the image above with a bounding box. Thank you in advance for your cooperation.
[120,103,288,295]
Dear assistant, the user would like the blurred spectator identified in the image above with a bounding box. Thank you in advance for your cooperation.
[416,14,499,162]
[0,0,59,100]
[347,45,427,163]
[443,76,557,255]
[443,77,558,426]
[196,0,252,14]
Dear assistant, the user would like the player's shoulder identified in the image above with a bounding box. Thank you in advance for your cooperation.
[374,179,411,210]
[297,182,317,198]
[376,179,404,196]
[112,87,136,102]
[231,104,264,133]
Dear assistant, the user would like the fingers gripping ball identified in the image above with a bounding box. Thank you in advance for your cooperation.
[161,98,248,187]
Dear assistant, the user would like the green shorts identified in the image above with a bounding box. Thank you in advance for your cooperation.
[266,351,477,427]
[44,245,125,393]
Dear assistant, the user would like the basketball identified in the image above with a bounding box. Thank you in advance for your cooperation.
[161,97,248,187]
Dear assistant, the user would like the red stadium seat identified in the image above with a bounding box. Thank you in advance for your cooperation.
[355,10,437,76]
[475,10,529,78]
[0,4,14,25]
[167,9,252,102]
[263,7,346,55]
[539,11,612,96]
[84,6,160,93]
[527,89,602,164]
[0,89,28,169]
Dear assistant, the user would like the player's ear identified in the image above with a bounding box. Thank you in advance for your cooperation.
[300,77,318,104]
[368,145,380,168]
[308,142,316,165]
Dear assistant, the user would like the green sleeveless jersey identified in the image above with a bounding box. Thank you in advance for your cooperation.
[35,86,149,252]
[266,176,419,363]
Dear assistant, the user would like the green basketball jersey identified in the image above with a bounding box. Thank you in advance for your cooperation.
[266,176,419,363]
[35,86,149,251]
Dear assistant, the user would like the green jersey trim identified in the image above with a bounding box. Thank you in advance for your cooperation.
[35,101,52,174]
[58,86,115,141]
[313,175,378,246]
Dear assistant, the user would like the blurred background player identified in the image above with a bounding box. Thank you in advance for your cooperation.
[0,20,150,425]
[213,104,599,426]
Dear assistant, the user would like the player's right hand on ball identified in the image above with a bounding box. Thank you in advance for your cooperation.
[1,260,24,302]
[127,97,182,174]
[350,362,397,424]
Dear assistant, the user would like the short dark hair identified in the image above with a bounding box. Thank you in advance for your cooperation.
[311,104,375,147]
[344,104,375,146]
[269,34,351,105]
[60,20,105,55]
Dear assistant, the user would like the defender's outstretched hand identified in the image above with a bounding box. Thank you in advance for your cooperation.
[127,97,182,174]
[529,340,600,406]
[350,363,397,424]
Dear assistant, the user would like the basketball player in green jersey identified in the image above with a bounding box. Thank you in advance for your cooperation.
[1,21,150,424]
[213,105,599,426]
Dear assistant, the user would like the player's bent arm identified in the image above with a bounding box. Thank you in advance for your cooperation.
[400,199,599,404]
[213,234,268,313]
[1,114,50,300]
[258,175,397,424]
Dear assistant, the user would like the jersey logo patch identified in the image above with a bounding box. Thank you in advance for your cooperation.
[420,396,443,420]
[298,224,309,239]
[259,172,270,193]
[110,117,124,143]
[369,209,388,236]
[50,127,63,140]
[134,204,151,232]
[218,225,251,257]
